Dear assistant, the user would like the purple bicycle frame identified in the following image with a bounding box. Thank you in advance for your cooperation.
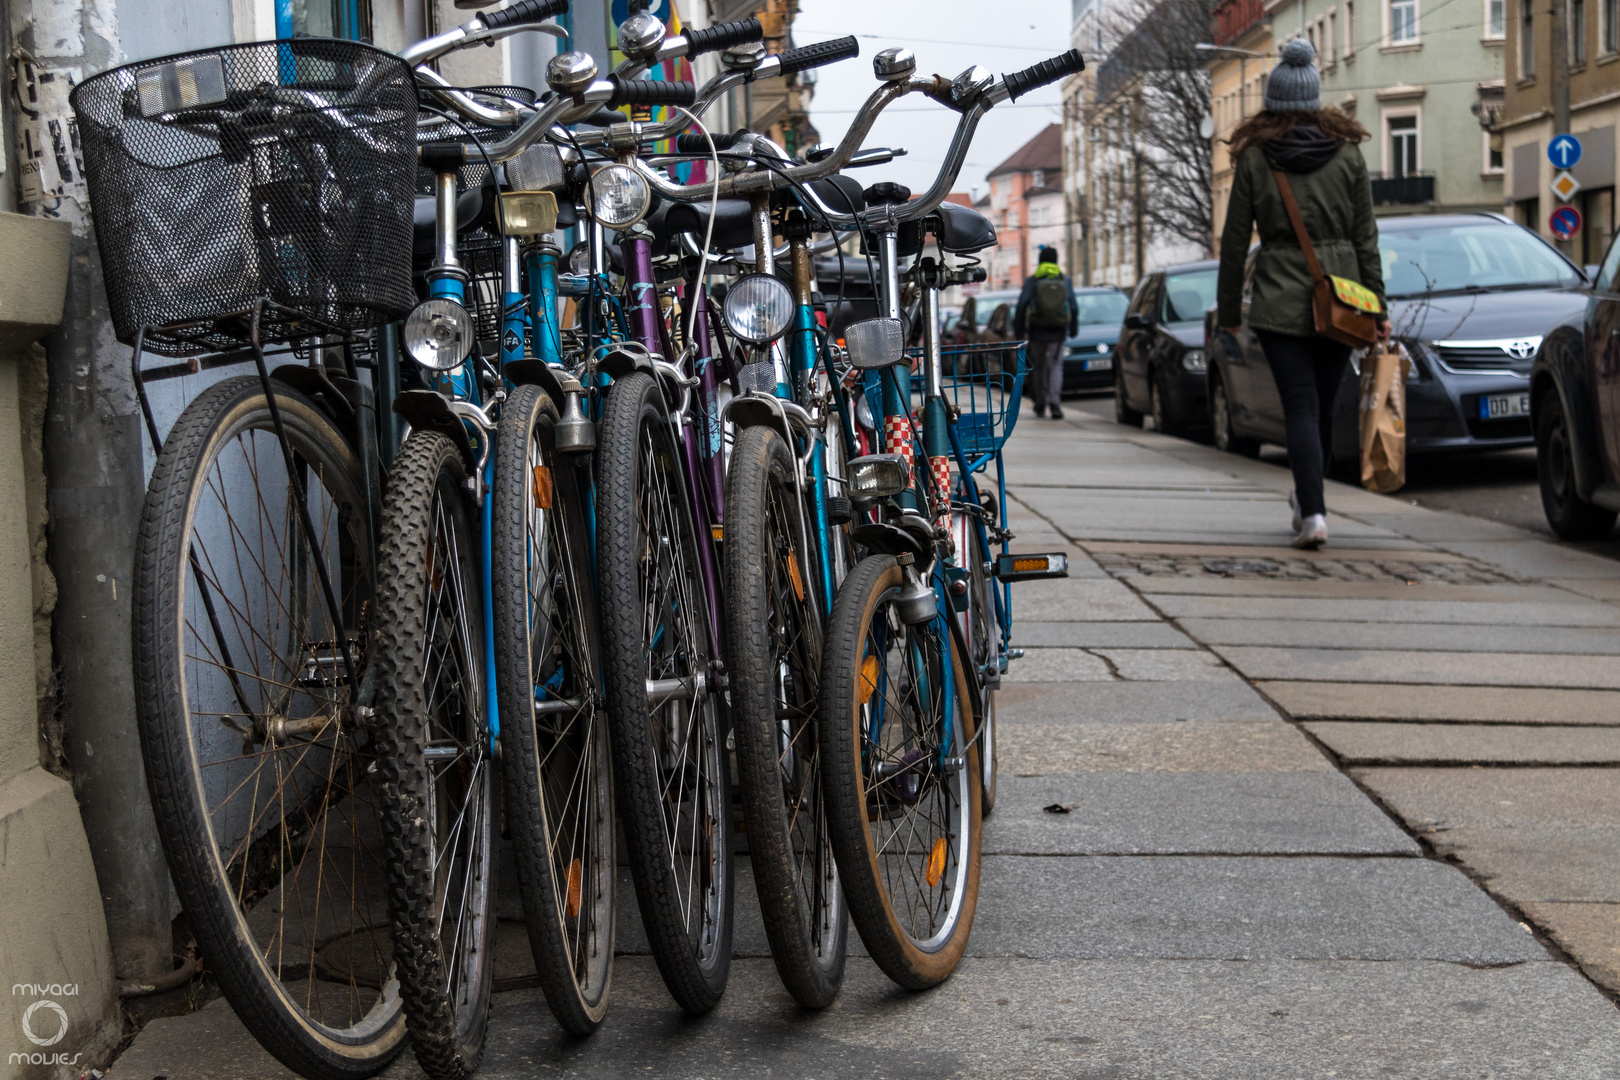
[619,234,726,661]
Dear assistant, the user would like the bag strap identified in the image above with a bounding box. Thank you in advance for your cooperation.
[1272,169,1326,285]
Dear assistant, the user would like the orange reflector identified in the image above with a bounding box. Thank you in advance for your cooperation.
[786,549,805,602]
[926,838,947,887]
[533,465,553,510]
[712,525,724,542]
[1011,557,1050,573]
[858,655,879,705]
[565,858,582,919]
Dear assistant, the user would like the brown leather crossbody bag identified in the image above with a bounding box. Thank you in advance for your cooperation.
[1272,169,1381,347]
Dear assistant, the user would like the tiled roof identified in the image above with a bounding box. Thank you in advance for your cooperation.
[986,123,1062,178]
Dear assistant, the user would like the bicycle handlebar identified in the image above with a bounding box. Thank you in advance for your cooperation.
[674,129,749,154]
[994,48,1084,103]
[481,0,569,31]
[777,36,860,75]
[606,76,696,108]
[685,18,764,57]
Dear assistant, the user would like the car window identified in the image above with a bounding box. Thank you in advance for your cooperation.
[1381,221,1582,298]
[1160,270,1218,323]
[1077,292,1128,325]
[1598,232,1620,293]
[1126,276,1158,319]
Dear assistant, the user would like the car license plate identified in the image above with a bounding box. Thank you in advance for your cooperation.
[1083,357,1113,371]
[1479,393,1529,420]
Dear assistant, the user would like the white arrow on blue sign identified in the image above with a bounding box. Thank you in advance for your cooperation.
[1549,134,1583,169]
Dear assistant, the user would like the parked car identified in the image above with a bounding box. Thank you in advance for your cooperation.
[1064,286,1130,393]
[1204,213,1586,462]
[1114,259,1218,432]
[1530,232,1620,540]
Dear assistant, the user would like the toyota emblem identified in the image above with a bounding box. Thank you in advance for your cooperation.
[1505,339,1537,359]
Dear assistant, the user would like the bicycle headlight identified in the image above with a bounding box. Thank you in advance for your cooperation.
[404,298,475,371]
[566,240,592,276]
[722,273,794,344]
[848,454,910,500]
[1181,348,1206,372]
[587,163,652,228]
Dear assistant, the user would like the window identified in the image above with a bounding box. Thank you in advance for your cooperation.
[1388,114,1419,176]
[1607,0,1619,52]
[1032,169,1046,189]
[1573,0,1587,60]
[1487,0,1505,37]
[276,0,369,39]
[1581,188,1614,267]
[1390,0,1418,42]
[1329,11,1340,59]
[1346,0,1357,52]
[1484,130,1505,172]
[1522,0,1536,75]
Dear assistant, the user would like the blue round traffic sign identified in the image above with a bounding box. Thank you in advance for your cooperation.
[1551,205,1583,239]
[1549,133,1583,169]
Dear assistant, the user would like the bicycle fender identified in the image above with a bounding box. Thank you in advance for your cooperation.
[392,389,479,473]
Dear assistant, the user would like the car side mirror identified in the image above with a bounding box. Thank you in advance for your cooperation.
[1124,313,1152,330]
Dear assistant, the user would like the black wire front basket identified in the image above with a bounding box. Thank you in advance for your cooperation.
[72,38,419,356]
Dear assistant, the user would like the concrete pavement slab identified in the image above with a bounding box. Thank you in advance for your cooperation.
[1352,767,1620,901]
[1011,577,1163,621]
[1128,578,1565,602]
[1180,618,1620,654]
[996,680,1284,724]
[1082,539,1467,563]
[1519,902,1620,993]
[1438,540,1620,580]
[1013,488,1407,543]
[1355,511,1540,542]
[1260,681,1620,723]
[1016,621,1199,648]
[1551,576,1620,600]
[1090,648,1239,681]
[972,856,1545,963]
[1217,646,1620,689]
[1154,594,1620,625]
[1000,720,1332,774]
[982,773,1417,855]
[1003,648,1116,682]
[1305,722,1620,764]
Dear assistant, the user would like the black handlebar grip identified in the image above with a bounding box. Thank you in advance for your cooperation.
[481,0,568,30]
[684,18,762,57]
[1001,48,1085,102]
[776,35,859,76]
[607,76,698,108]
[674,129,748,153]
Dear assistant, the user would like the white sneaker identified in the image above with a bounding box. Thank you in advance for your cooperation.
[1288,490,1302,534]
[1293,513,1329,550]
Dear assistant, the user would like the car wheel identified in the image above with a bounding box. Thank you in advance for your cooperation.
[1150,368,1180,436]
[1114,366,1143,427]
[1536,393,1617,541]
[1209,369,1260,457]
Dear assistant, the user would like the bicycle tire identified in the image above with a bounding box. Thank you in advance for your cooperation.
[953,510,998,817]
[133,375,406,1080]
[596,371,734,1014]
[820,555,982,990]
[724,426,847,1008]
[492,385,615,1035]
[370,432,496,1080]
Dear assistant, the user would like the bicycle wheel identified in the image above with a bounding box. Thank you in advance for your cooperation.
[952,509,999,817]
[370,432,496,1080]
[492,385,614,1035]
[724,426,846,1008]
[820,555,982,990]
[597,370,733,1014]
[133,375,405,1080]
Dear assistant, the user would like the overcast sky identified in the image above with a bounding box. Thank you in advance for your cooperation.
[793,0,1073,201]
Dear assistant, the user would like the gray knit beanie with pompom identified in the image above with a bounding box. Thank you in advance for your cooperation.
[1264,38,1320,113]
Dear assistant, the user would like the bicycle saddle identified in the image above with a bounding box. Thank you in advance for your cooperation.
[659,198,755,252]
[804,174,865,215]
[411,185,495,257]
[930,202,996,255]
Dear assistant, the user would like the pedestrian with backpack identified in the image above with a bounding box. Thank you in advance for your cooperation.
[1014,247,1080,419]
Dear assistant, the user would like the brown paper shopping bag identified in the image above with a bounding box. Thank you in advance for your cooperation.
[1359,343,1408,493]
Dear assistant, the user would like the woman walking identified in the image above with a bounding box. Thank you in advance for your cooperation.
[1216,37,1389,549]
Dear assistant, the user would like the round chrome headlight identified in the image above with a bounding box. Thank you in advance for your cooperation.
[587,163,651,229]
[722,273,794,345]
[566,240,592,276]
[404,298,475,371]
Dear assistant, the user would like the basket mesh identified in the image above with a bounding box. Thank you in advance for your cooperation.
[909,342,1029,462]
[72,39,418,356]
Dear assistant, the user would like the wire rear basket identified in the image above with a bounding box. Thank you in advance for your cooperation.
[909,341,1027,463]
[72,38,418,356]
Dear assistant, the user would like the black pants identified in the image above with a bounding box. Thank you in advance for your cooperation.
[1255,330,1352,519]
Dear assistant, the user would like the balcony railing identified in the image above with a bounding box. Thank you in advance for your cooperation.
[1369,173,1436,205]
[1212,0,1266,45]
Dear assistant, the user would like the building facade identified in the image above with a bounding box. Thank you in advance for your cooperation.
[1209,0,1277,251]
[1501,0,1620,265]
[982,125,1069,289]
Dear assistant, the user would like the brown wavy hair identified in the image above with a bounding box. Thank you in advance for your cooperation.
[1227,108,1370,159]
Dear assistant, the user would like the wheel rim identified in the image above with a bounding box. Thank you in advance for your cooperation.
[178,417,399,1041]
[1151,376,1167,430]
[1212,379,1231,450]
[636,419,727,970]
[524,437,611,1006]
[858,597,971,951]
[1547,412,1574,504]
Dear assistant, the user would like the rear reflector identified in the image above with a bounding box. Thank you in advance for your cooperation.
[995,552,1070,582]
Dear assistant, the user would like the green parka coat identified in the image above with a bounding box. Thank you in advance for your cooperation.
[1215,139,1385,336]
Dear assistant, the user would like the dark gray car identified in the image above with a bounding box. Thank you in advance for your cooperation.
[1204,214,1585,461]
[1114,260,1218,433]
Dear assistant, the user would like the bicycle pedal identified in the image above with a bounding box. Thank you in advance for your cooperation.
[995,552,1069,582]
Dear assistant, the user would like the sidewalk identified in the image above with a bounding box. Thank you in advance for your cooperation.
[110,399,1620,1078]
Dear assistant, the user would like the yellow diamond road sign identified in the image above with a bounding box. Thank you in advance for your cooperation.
[1551,170,1581,202]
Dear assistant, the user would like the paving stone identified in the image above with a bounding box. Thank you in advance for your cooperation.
[1015,621,1199,648]
[1012,488,1405,543]
[1155,594,1620,626]
[982,773,1417,856]
[1180,618,1620,654]
[1260,681,1620,724]
[1352,767,1620,902]
[1009,576,1162,622]
[1000,720,1331,774]
[1305,722,1620,764]
[1129,577,1567,602]
[1551,576,1620,600]
[1001,647,1115,682]
[1439,540,1620,580]
[1519,901,1620,993]
[1090,647,1239,682]
[972,856,1545,963]
[996,680,1283,724]
[1356,511,1540,542]
[1083,539,1466,563]
[1217,646,1620,689]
